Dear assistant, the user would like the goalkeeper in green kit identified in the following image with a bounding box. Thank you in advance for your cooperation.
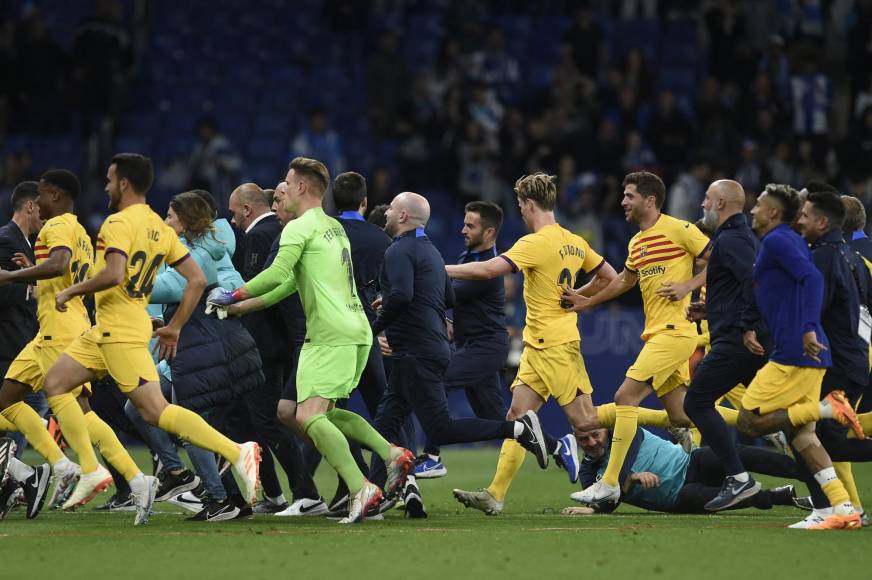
[208,157,414,524]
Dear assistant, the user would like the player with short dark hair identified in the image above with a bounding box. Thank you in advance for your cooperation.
[565,171,716,506]
[40,154,261,526]
[735,184,862,530]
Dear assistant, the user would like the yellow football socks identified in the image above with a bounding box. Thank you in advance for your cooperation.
[158,404,239,463]
[602,405,639,487]
[787,402,820,427]
[487,439,526,502]
[834,462,862,512]
[0,415,16,432]
[47,393,99,473]
[820,479,851,509]
[1,401,65,464]
[597,403,670,429]
[84,411,140,481]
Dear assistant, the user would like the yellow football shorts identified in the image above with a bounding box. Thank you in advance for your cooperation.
[717,384,747,411]
[741,361,824,415]
[511,340,592,406]
[6,338,91,397]
[626,331,698,397]
[63,326,158,392]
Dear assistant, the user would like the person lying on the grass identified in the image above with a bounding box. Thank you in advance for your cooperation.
[565,428,799,515]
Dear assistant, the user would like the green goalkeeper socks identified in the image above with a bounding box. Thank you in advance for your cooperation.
[326,407,391,461]
[304,414,365,494]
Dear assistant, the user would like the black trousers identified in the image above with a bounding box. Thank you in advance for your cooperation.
[228,356,319,501]
[684,342,766,475]
[673,445,798,513]
[423,341,508,457]
[370,352,514,487]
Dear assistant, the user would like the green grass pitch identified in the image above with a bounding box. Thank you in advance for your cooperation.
[2,446,869,580]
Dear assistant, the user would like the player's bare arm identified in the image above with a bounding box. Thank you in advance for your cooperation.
[0,247,70,285]
[446,256,513,280]
[56,251,127,311]
[562,267,638,313]
[575,260,618,298]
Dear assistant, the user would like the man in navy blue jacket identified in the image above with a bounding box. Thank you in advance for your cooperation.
[795,190,872,522]
[736,183,862,530]
[415,201,509,479]
[370,192,552,484]
[683,180,771,511]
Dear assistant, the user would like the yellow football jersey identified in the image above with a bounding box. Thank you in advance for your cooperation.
[502,223,604,349]
[625,213,710,340]
[94,204,189,343]
[33,213,94,342]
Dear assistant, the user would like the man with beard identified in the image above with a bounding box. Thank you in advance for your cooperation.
[40,153,261,524]
[681,180,772,510]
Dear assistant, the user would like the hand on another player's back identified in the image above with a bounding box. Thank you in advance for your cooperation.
[55,288,73,311]
[743,330,765,356]
[802,330,827,363]
[378,335,392,356]
[560,286,592,312]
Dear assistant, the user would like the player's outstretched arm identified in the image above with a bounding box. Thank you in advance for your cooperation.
[0,248,70,285]
[227,277,298,318]
[55,251,127,311]
[154,256,206,360]
[562,267,638,312]
[446,256,513,280]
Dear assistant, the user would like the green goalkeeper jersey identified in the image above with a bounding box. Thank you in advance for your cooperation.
[245,207,372,347]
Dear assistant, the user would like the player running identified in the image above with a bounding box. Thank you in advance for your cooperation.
[208,157,414,524]
[40,154,260,526]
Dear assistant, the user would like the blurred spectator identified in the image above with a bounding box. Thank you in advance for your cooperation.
[767,140,801,186]
[790,50,830,152]
[734,140,764,194]
[424,39,462,110]
[705,1,751,85]
[465,29,519,102]
[456,119,496,201]
[622,48,654,101]
[291,108,346,175]
[467,82,503,138]
[646,91,694,178]
[368,167,393,207]
[563,4,602,78]
[188,118,243,208]
[366,31,409,139]
[839,106,872,182]
[758,34,791,99]
[666,159,710,221]
[70,0,132,119]
[12,8,67,132]
[622,130,657,173]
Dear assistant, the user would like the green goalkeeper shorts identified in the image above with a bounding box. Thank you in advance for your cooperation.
[295,343,369,403]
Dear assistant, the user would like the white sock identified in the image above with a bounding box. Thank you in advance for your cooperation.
[268,494,286,505]
[834,501,856,516]
[819,400,834,419]
[52,456,73,471]
[8,457,35,482]
[730,471,750,483]
[513,421,524,438]
[426,454,440,461]
[128,472,146,485]
[813,467,838,486]
[812,507,834,517]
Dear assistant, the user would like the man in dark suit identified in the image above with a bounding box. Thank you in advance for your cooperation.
[227,182,323,514]
[0,182,43,451]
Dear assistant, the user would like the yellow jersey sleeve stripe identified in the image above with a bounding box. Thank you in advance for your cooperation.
[499,254,519,273]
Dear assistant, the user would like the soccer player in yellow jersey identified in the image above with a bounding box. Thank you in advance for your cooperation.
[564,171,713,505]
[40,154,260,525]
[0,169,145,511]
[446,173,626,514]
